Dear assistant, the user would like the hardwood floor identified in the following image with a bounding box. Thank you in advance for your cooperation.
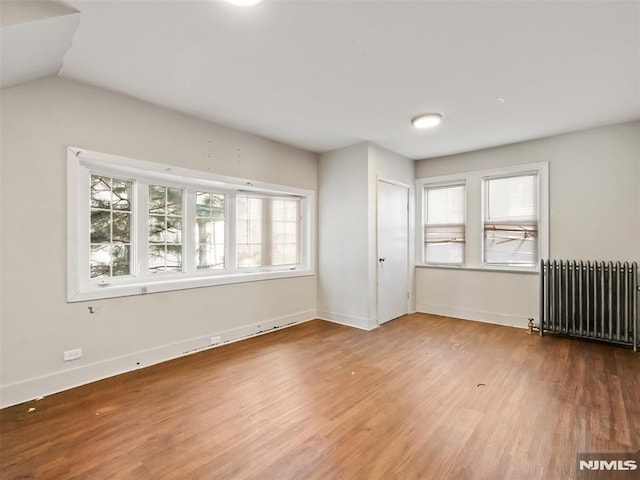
[1,313,639,479]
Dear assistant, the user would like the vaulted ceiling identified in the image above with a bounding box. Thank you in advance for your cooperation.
[2,0,639,159]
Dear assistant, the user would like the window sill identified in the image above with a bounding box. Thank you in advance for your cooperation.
[68,268,315,302]
[416,264,539,275]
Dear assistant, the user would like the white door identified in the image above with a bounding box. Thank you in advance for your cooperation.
[377,180,409,324]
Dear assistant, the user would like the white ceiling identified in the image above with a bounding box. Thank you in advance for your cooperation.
[0,0,79,89]
[2,0,639,159]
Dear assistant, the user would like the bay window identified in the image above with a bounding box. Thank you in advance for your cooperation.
[68,147,313,302]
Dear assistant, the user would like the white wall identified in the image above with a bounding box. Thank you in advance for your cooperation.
[317,143,371,328]
[415,121,640,328]
[0,76,318,407]
[317,142,413,329]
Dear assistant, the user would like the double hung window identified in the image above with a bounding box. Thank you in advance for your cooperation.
[423,183,465,265]
[418,163,548,271]
[483,174,538,267]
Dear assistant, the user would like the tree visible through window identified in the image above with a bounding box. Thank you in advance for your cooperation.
[69,147,313,302]
[196,192,225,270]
[90,174,133,278]
[148,185,183,273]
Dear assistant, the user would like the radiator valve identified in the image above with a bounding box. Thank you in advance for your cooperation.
[527,318,540,335]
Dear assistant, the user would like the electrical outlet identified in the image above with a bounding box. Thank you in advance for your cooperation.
[63,348,82,362]
[210,336,221,345]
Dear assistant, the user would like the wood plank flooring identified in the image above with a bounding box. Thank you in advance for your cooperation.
[1,313,639,479]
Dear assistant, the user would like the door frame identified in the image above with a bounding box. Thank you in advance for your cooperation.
[376,177,411,325]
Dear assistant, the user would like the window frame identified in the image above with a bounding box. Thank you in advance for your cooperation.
[416,162,548,273]
[194,190,227,272]
[422,180,467,266]
[67,147,315,302]
[235,192,302,269]
[482,171,540,268]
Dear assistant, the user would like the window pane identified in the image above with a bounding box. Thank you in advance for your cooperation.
[486,174,536,220]
[484,222,537,266]
[196,191,211,217]
[425,225,465,264]
[196,244,225,270]
[196,218,211,243]
[424,183,465,265]
[237,195,264,267]
[426,185,464,224]
[167,188,183,215]
[484,174,538,266]
[112,212,131,243]
[165,218,182,243]
[111,179,132,211]
[89,174,134,279]
[90,245,130,278]
[111,245,131,276]
[149,185,166,214]
[165,245,182,272]
[90,175,112,209]
[196,192,225,270]
[90,245,111,278]
[148,245,166,273]
[149,185,183,274]
[234,196,301,267]
[272,244,298,266]
[271,198,300,266]
[90,210,111,244]
[149,215,166,243]
[238,244,262,268]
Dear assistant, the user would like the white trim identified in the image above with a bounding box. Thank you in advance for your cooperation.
[376,176,411,190]
[67,146,315,302]
[70,269,315,302]
[70,146,312,197]
[0,310,316,408]
[415,264,539,275]
[421,180,467,267]
[66,151,81,299]
[416,303,530,329]
[316,310,378,331]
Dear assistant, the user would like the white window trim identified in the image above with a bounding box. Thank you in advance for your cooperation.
[67,147,315,302]
[416,162,548,273]
[422,180,467,266]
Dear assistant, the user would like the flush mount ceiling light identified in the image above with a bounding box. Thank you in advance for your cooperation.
[223,0,263,6]
[411,113,443,129]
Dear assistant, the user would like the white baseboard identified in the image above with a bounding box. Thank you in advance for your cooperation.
[316,310,378,331]
[0,310,316,409]
[416,303,530,329]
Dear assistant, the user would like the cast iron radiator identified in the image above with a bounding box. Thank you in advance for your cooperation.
[539,260,638,350]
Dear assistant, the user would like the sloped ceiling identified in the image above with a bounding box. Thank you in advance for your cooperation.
[3,0,639,159]
[0,0,79,89]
